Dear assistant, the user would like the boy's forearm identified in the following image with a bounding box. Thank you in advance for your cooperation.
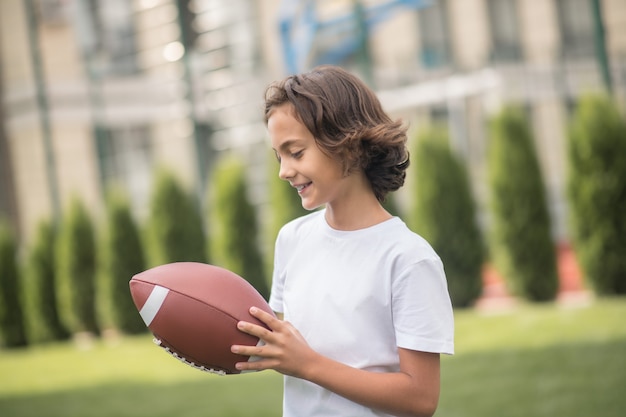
[302,349,440,417]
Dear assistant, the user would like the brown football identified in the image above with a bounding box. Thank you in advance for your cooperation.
[129,262,274,375]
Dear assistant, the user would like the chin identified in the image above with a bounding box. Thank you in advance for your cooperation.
[301,199,323,211]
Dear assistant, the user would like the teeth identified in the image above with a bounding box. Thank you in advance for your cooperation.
[296,185,304,191]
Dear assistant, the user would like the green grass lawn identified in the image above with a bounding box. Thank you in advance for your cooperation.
[439,297,626,417]
[1,297,625,417]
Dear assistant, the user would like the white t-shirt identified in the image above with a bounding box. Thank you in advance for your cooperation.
[269,210,454,417]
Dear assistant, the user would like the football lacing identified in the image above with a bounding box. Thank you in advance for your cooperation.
[153,338,226,376]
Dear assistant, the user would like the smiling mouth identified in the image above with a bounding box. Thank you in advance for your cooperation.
[295,182,312,193]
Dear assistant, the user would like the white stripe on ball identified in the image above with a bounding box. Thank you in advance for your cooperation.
[139,285,169,326]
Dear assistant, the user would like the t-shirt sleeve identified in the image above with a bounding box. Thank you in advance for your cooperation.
[392,257,455,355]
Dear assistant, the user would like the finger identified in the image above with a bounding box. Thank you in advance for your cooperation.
[231,343,277,372]
[249,306,281,329]
[231,343,263,357]
[236,320,274,340]
[235,357,279,372]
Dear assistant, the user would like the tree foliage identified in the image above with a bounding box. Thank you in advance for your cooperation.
[410,127,485,307]
[56,197,99,334]
[567,94,626,295]
[145,168,206,267]
[382,192,402,217]
[487,106,558,301]
[101,186,147,333]
[266,150,309,275]
[24,219,68,342]
[210,156,269,299]
[0,219,27,347]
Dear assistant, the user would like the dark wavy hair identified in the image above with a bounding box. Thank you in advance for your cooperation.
[264,65,409,202]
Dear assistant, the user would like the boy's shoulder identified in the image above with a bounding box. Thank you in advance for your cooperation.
[382,219,440,260]
[278,210,323,239]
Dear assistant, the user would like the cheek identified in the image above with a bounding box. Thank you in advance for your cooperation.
[314,150,344,177]
[324,159,347,181]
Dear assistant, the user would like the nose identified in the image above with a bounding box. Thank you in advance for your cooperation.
[278,158,295,181]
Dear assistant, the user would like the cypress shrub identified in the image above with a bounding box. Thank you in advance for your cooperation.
[145,168,206,267]
[382,192,402,217]
[567,94,626,295]
[24,219,68,343]
[410,127,485,308]
[0,219,27,347]
[487,106,558,301]
[210,156,269,299]
[267,150,309,239]
[266,150,309,273]
[101,186,147,334]
[56,197,99,334]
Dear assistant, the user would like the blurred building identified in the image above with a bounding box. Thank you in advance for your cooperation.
[1,0,625,244]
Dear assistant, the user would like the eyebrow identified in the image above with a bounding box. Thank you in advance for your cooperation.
[273,139,304,152]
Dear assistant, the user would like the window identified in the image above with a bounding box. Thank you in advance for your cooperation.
[38,0,70,25]
[194,0,259,70]
[556,0,594,59]
[84,0,139,75]
[98,126,153,216]
[418,0,451,68]
[487,0,522,62]
[430,106,449,126]
[176,0,200,49]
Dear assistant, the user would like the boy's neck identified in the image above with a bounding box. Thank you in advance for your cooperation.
[324,197,392,231]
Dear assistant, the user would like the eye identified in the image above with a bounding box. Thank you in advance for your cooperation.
[291,150,303,159]
[273,151,281,163]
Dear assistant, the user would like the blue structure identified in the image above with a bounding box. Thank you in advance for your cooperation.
[278,0,433,74]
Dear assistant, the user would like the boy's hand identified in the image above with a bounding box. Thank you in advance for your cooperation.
[231,307,317,378]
